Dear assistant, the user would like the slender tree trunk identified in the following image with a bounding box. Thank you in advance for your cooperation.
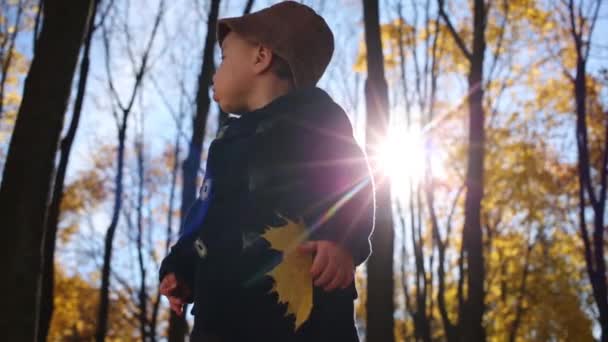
[0,1,92,340]
[508,241,534,342]
[396,1,442,339]
[243,0,254,14]
[169,1,220,341]
[362,1,395,341]
[95,117,128,342]
[411,183,431,342]
[37,2,99,340]
[568,0,608,336]
[96,2,164,339]
[397,204,413,339]
[460,1,487,337]
[438,0,487,339]
[135,138,148,341]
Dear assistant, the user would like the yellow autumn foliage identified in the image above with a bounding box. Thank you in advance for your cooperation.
[48,267,137,341]
[0,0,36,142]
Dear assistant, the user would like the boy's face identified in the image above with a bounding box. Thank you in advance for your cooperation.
[212,32,258,114]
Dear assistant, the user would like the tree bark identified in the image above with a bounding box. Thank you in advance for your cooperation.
[37,2,99,340]
[95,116,128,342]
[567,1,608,339]
[438,0,487,340]
[135,137,149,341]
[362,1,395,341]
[0,0,92,340]
[460,1,486,338]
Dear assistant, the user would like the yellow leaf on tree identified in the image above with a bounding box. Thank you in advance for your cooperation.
[261,216,313,331]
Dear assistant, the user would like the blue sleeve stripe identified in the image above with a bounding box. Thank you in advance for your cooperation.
[181,169,214,238]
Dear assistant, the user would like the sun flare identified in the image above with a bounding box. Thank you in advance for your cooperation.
[379,128,429,200]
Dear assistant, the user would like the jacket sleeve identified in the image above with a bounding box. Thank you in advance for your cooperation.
[158,199,203,295]
[292,116,376,266]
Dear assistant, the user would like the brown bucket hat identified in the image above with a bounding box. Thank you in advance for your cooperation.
[217,1,334,89]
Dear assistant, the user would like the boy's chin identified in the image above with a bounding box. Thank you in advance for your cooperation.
[219,102,248,115]
[214,98,230,113]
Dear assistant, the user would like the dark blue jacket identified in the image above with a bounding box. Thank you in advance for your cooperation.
[159,87,375,341]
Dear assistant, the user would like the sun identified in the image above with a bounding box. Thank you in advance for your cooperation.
[379,128,426,200]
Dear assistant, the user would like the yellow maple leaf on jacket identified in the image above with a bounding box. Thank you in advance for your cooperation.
[261,215,313,331]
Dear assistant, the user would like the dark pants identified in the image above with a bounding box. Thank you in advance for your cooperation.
[190,287,360,342]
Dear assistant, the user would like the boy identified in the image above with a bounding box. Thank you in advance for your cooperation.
[159,2,375,341]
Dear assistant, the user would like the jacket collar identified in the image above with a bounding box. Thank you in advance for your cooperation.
[220,87,330,140]
[241,86,329,124]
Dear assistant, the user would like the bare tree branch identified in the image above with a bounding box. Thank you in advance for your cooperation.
[437,0,472,61]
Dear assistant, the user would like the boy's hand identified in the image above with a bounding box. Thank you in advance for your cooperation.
[297,240,354,292]
[160,273,192,317]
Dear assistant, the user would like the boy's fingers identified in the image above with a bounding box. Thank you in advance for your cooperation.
[297,241,318,255]
[324,267,344,292]
[161,274,177,293]
[170,302,180,314]
[314,261,336,287]
[310,248,329,278]
[169,296,183,306]
[169,297,183,315]
[160,280,172,296]
[161,280,173,292]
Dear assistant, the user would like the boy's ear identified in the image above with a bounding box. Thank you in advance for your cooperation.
[252,44,274,75]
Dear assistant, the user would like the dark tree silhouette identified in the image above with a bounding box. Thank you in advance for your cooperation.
[563,0,607,340]
[363,1,395,341]
[0,0,93,340]
[37,1,101,340]
[438,0,488,340]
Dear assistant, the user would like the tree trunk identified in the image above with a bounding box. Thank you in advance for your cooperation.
[569,0,608,335]
[135,138,149,341]
[169,1,220,341]
[96,2,164,339]
[243,0,254,14]
[37,2,99,340]
[362,1,395,341]
[0,1,92,340]
[95,118,128,342]
[438,0,488,339]
[460,0,487,340]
